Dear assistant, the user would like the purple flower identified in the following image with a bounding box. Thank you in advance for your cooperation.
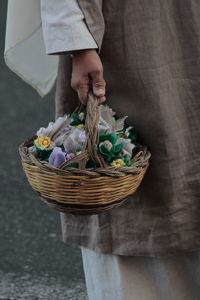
[66,153,76,161]
[48,147,66,167]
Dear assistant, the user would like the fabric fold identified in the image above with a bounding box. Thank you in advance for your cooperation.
[77,0,105,51]
[4,0,58,97]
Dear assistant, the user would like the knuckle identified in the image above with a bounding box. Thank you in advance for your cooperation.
[92,66,103,76]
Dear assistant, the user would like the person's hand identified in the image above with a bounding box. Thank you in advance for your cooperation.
[71,49,106,105]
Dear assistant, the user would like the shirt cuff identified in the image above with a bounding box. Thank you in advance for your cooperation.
[42,20,98,55]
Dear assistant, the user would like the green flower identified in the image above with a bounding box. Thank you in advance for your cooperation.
[35,148,53,162]
[99,133,119,144]
[98,133,124,163]
[123,155,133,166]
[34,136,55,161]
[70,108,87,126]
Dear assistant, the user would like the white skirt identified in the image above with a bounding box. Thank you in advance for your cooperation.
[81,246,200,300]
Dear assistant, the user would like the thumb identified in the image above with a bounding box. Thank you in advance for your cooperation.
[90,69,106,98]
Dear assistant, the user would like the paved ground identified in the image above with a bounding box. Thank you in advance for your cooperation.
[0,1,88,299]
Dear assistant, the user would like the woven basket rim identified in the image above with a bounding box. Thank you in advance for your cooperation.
[19,94,151,177]
[19,135,151,178]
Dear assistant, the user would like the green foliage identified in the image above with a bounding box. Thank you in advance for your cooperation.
[98,133,124,163]
[34,142,53,161]
[86,160,99,168]
[67,162,79,168]
[70,108,87,126]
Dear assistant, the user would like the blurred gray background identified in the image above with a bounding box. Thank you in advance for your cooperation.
[0,1,87,299]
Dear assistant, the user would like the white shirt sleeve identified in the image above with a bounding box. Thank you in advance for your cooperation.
[40,0,98,54]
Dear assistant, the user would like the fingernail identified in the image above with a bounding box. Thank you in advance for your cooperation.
[96,89,105,95]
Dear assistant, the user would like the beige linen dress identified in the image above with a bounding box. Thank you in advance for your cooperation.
[55,0,200,258]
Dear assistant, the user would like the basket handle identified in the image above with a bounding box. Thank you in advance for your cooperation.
[60,92,107,169]
[82,92,107,168]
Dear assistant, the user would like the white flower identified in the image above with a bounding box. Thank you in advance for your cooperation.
[36,115,72,146]
[98,105,128,134]
[116,137,136,158]
[53,125,73,146]
[63,127,86,153]
[124,126,133,137]
[36,122,54,138]
[79,112,85,121]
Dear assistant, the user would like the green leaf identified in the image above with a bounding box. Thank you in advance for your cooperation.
[81,108,87,123]
[70,113,81,126]
[70,108,87,126]
[86,160,99,168]
[34,142,53,161]
[124,155,133,166]
[116,130,127,138]
[99,133,119,145]
[68,163,79,168]
[132,145,139,157]
[99,144,116,161]
[110,155,123,164]
[59,145,65,151]
[112,142,124,154]
[128,128,139,144]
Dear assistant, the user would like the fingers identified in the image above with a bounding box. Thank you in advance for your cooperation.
[97,95,106,104]
[71,75,106,105]
[71,75,90,105]
[71,68,106,105]
[90,68,106,104]
[77,85,89,105]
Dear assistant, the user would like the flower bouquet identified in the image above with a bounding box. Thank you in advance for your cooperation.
[19,93,151,215]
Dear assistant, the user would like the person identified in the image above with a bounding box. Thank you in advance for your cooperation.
[4,0,200,299]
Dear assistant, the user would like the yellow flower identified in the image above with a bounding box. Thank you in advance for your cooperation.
[111,158,125,167]
[116,131,127,138]
[34,136,55,149]
[76,124,85,129]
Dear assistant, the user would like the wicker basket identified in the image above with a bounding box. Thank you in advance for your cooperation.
[19,93,151,215]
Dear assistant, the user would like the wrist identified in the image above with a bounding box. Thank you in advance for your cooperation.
[71,49,97,58]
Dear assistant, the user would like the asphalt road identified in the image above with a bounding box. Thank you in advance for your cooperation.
[0,1,87,299]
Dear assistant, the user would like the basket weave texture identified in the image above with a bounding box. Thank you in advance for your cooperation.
[19,93,151,215]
